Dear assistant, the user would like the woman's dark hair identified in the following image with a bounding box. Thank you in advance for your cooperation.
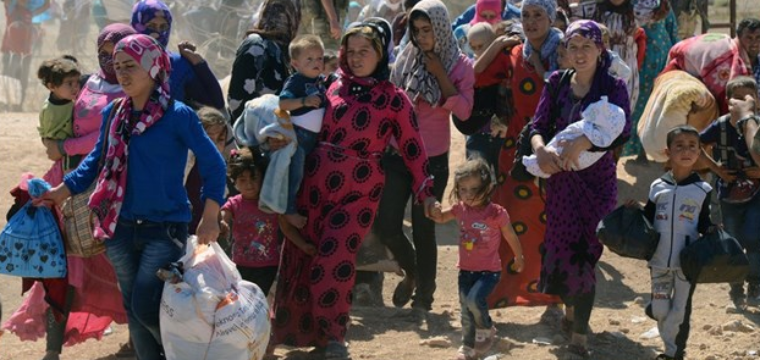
[737,18,760,37]
[594,0,635,36]
[554,9,569,30]
[227,147,267,180]
[403,0,421,12]
[37,55,80,87]
[408,9,431,25]
[449,157,496,205]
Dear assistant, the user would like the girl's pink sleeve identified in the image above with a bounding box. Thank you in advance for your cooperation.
[63,130,99,156]
[392,89,434,203]
[442,56,475,121]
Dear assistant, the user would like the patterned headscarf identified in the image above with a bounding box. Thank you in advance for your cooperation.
[131,0,173,48]
[565,19,605,51]
[339,18,393,83]
[88,34,172,239]
[97,23,137,84]
[522,0,561,76]
[471,0,503,25]
[522,0,557,23]
[250,0,300,46]
[391,0,462,106]
[565,21,613,82]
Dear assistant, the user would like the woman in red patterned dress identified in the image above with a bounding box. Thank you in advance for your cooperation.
[474,0,563,311]
[270,19,437,359]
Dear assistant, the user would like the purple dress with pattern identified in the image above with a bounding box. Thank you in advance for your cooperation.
[532,70,631,297]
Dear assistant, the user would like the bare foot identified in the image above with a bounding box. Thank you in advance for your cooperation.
[284,213,307,228]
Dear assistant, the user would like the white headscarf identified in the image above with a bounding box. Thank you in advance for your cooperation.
[391,0,461,106]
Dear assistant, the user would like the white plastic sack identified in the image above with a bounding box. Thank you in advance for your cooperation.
[160,236,271,360]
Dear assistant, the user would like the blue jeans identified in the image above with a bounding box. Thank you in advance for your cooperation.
[459,270,501,348]
[466,132,502,171]
[287,126,319,214]
[721,194,760,295]
[106,219,188,360]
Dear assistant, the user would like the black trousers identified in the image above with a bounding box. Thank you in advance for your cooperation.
[373,151,449,310]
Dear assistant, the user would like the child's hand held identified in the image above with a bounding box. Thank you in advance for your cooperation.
[513,255,525,273]
[301,243,317,256]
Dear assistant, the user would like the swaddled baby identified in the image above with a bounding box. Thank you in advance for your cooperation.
[523,96,626,178]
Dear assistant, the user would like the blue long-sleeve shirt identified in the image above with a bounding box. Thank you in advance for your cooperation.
[64,100,227,223]
[170,52,225,110]
[451,3,521,30]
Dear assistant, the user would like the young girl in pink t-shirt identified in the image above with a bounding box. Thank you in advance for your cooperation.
[432,158,525,360]
[220,148,284,296]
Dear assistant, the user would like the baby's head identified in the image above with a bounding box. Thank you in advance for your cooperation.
[467,22,496,58]
[197,106,228,154]
[290,35,325,78]
[323,51,339,76]
[37,55,81,101]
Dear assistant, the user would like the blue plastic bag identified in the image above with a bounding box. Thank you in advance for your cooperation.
[0,178,66,278]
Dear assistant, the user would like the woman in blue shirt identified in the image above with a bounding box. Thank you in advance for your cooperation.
[42,34,226,360]
[131,0,225,110]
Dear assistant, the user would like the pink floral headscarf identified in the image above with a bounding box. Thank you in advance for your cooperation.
[471,0,502,25]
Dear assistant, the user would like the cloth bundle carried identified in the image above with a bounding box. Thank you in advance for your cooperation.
[233,94,297,214]
[523,96,626,178]
[0,176,66,278]
[637,70,718,162]
[596,205,660,261]
[159,236,271,360]
[680,228,749,284]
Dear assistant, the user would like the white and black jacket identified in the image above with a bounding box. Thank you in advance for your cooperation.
[644,172,713,269]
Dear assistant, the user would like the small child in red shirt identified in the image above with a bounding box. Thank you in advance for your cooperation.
[220,148,282,296]
[431,158,525,360]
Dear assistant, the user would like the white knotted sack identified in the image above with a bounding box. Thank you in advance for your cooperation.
[160,236,271,360]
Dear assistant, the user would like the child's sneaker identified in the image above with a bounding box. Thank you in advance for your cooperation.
[474,326,497,354]
[455,345,477,360]
[655,354,676,360]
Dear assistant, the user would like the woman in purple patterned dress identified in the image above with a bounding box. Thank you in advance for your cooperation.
[530,20,630,357]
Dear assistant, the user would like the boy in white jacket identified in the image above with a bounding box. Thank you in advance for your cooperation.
[638,125,714,360]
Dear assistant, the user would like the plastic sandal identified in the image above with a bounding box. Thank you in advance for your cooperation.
[325,341,352,360]
[392,276,415,308]
[566,343,591,359]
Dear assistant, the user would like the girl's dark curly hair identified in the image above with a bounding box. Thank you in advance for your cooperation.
[227,147,268,181]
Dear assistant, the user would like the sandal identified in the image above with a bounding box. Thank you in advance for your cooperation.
[560,316,573,336]
[115,340,135,358]
[392,276,415,308]
[454,346,477,360]
[566,343,591,359]
[325,341,352,360]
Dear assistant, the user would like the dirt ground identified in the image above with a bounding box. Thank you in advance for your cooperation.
[1,113,760,360]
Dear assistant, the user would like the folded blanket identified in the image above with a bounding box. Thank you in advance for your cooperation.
[232,94,297,214]
[638,70,718,162]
